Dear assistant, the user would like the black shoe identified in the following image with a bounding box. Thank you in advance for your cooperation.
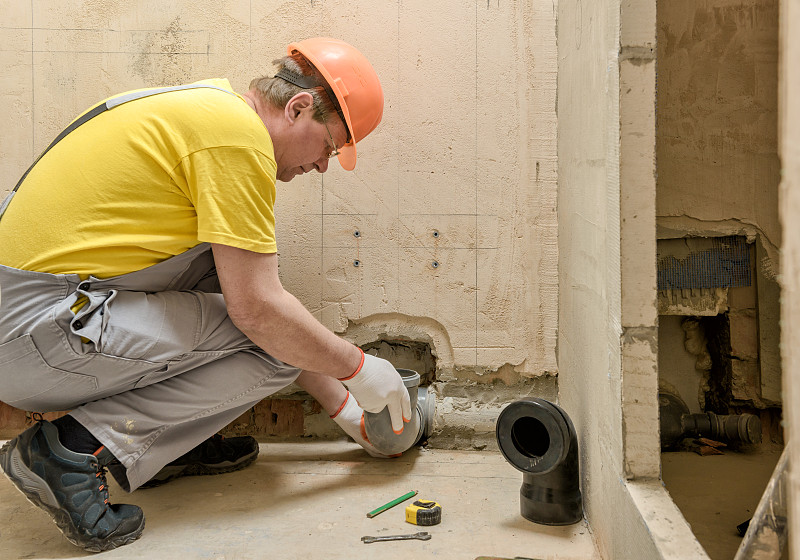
[0,420,145,552]
[141,434,259,488]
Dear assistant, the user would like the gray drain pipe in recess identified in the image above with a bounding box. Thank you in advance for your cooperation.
[658,390,762,449]
[362,369,435,455]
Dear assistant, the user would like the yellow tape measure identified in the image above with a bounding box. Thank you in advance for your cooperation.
[405,499,442,526]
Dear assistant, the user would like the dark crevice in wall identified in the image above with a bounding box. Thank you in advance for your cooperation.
[700,313,732,414]
[359,339,436,385]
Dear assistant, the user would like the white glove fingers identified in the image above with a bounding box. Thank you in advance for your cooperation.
[330,395,400,458]
[387,402,406,434]
[401,390,412,422]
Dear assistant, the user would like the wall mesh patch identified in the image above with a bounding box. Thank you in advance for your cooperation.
[657,236,751,290]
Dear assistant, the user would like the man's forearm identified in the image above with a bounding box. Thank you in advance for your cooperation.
[211,243,362,378]
[295,370,348,415]
[233,288,362,379]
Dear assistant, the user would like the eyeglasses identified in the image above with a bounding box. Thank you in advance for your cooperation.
[322,116,341,159]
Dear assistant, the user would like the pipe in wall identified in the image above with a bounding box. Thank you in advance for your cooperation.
[363,369,435,455]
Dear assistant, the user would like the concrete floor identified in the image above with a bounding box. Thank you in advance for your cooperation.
[661,445,784,560]
[0,440,599,560]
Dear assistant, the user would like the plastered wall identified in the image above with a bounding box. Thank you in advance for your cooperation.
[0,1,558,444]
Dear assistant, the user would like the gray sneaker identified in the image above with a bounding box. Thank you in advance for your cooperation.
[0,420,145,552]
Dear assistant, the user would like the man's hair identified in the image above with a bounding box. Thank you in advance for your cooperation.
[249,53,338,123]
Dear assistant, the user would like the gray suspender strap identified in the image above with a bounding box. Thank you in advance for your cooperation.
[104,83,234,110]
[8,83,236,195]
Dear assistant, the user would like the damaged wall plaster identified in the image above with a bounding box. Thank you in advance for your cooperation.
[308,312,558,448]
[658,316,709,414]
[0,1,559,447]
[658,287,728,316]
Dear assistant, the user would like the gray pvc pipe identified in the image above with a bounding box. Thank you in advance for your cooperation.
[362,369,435,455]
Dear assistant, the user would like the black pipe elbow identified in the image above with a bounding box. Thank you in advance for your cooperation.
[496,398,583,525]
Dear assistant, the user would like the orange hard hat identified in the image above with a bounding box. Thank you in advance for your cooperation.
[287,38,384,171]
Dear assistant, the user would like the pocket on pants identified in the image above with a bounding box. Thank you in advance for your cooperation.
[0,334,98,411]
[97,290,200,362]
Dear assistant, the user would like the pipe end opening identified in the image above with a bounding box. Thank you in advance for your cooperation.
[511,416,551,459]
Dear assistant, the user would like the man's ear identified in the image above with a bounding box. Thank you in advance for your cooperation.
[285,92,315,123]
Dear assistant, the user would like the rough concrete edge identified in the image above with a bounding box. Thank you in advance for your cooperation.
[756,235,783,404]
[340,312,554,381]
[621,326,661,479]
[340,312,455,372]
[625,479,710,560]
[429,375,559,451]
[779,0,800,554]
[655,217,780,271]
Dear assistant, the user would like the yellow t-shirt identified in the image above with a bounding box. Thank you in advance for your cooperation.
[0,79,277,279]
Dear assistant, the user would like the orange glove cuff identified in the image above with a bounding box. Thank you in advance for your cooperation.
[330,392,350,419]
[360,414,371,444]
[339,348,365,381]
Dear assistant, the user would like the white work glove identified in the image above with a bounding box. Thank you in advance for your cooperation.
[330,392,399,458]
[339,350,411,434]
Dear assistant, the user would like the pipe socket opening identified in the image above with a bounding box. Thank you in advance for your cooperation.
[512,417,550,459]
[497,399,583,526]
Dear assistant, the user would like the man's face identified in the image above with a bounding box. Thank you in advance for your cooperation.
[275,104,348,183]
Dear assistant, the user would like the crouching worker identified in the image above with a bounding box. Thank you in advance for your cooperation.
[0,37,410,552]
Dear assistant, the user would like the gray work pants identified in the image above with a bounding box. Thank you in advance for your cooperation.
[0,243,301,491]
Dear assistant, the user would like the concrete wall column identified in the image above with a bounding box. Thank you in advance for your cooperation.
[778,0,800,553]
[619,0,659,480]
[557,0,707,556]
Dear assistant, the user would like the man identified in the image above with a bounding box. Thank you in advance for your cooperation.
[0,37,409,552]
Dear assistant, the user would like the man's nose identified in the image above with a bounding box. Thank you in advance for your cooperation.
[315,157,330,173]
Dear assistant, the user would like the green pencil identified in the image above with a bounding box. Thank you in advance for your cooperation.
[366,490,418,518]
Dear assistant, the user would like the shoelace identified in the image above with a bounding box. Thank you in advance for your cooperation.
[94,464,110,506]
